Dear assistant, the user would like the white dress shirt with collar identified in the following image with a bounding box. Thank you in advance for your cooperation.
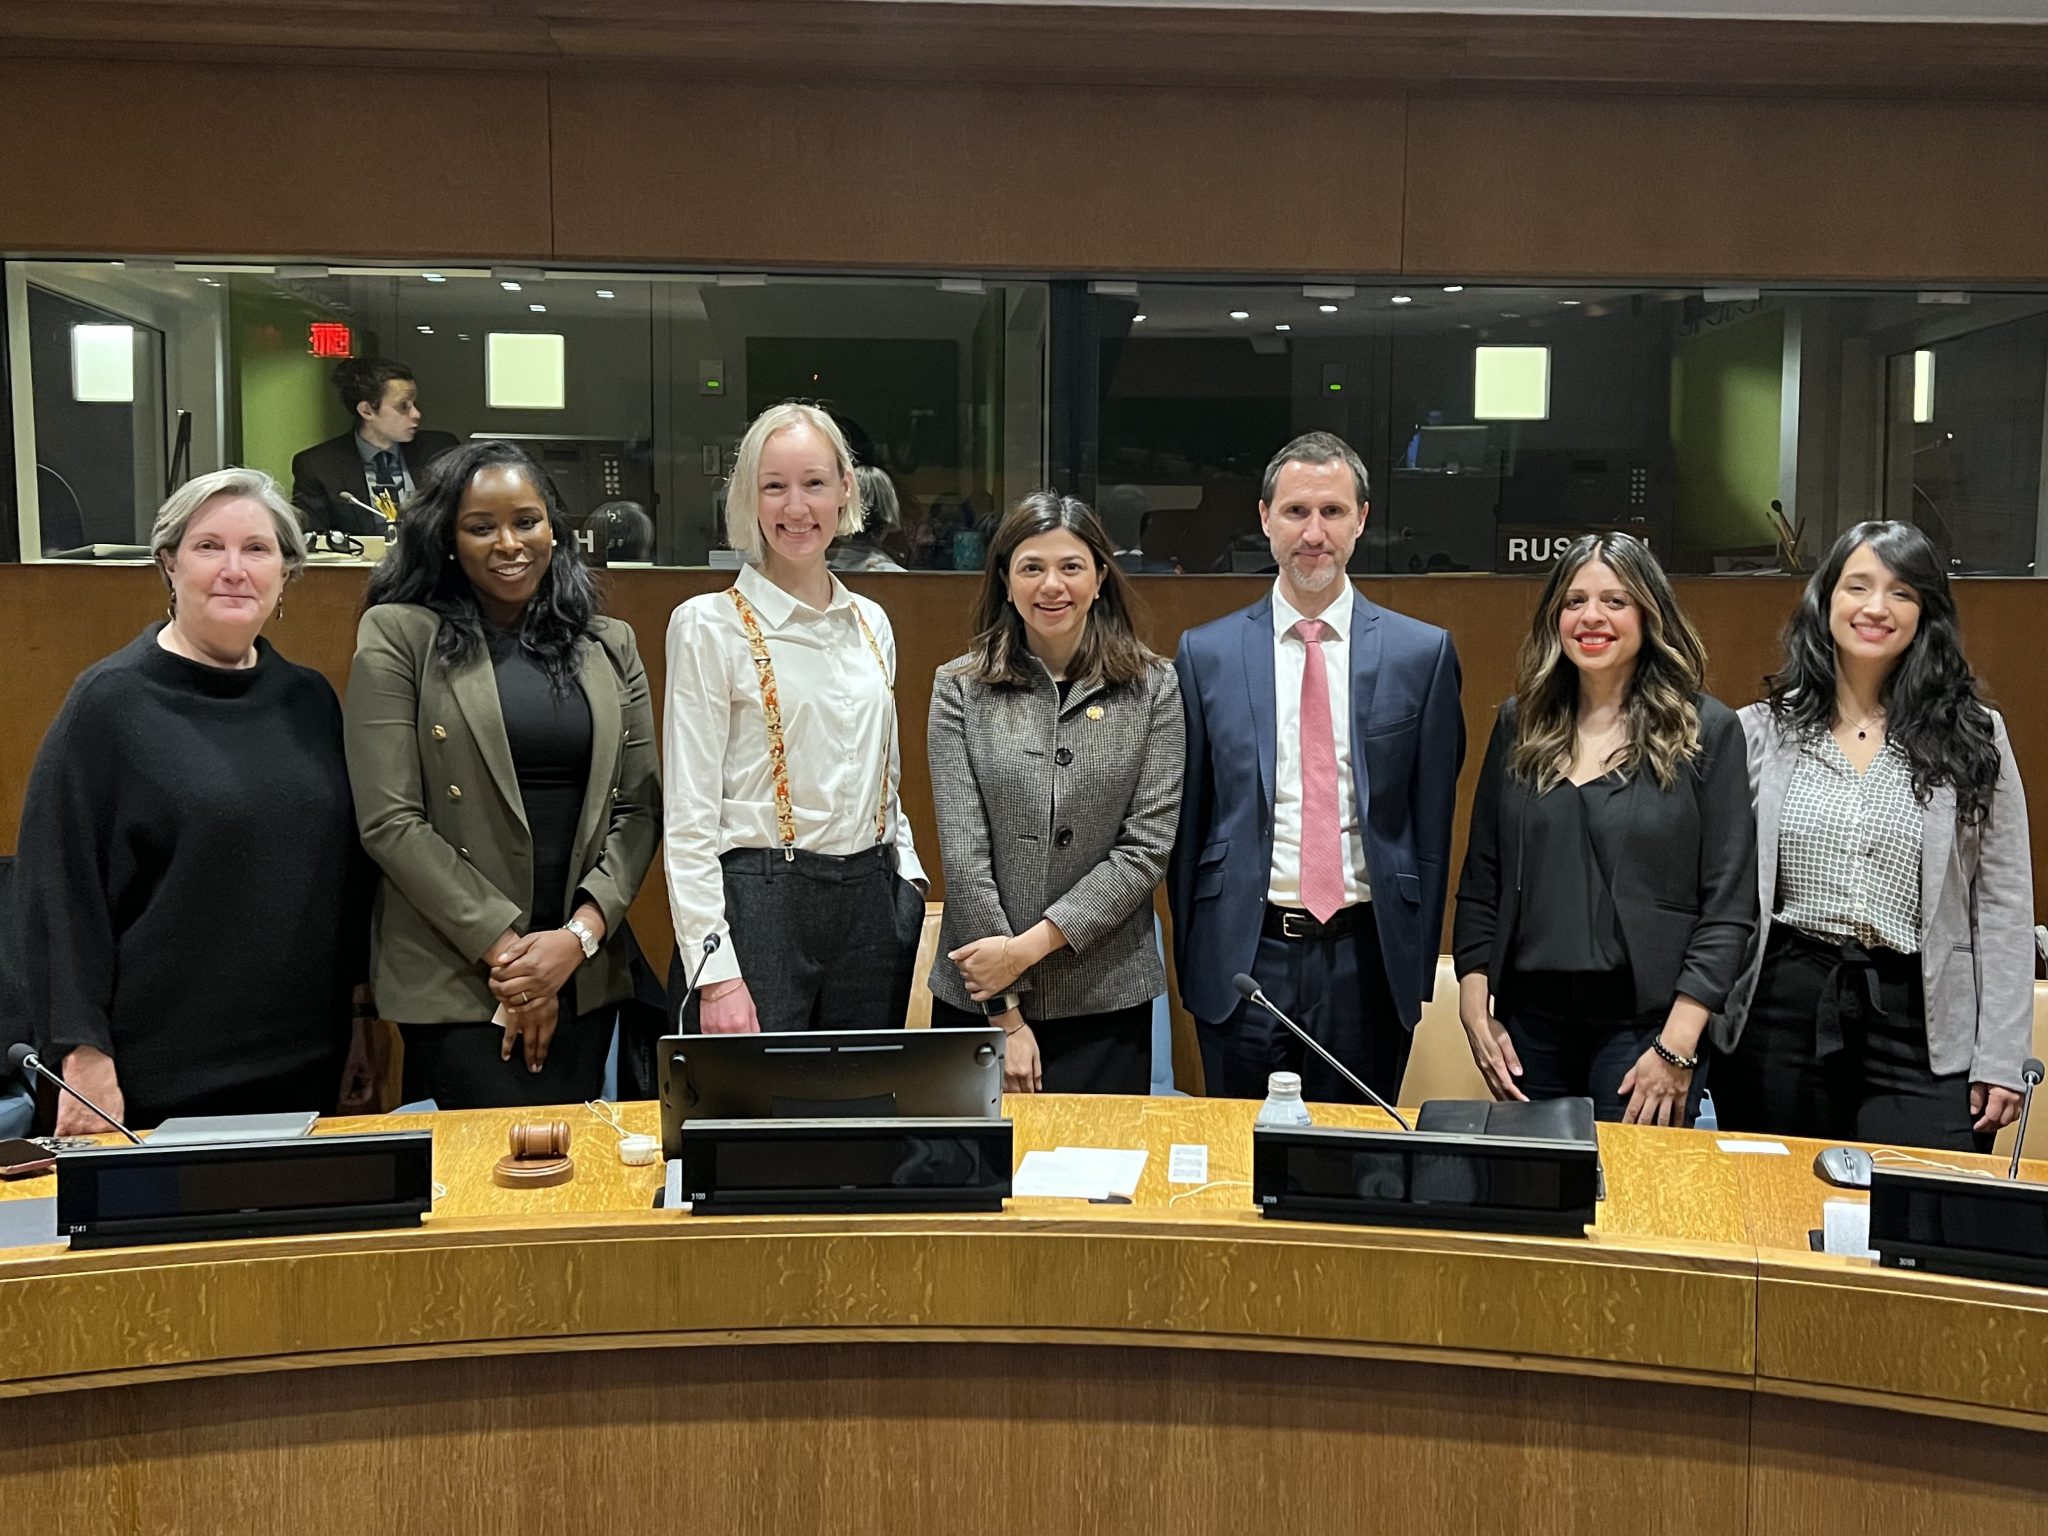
[662,561,926,988]
[1268,578,1372,908]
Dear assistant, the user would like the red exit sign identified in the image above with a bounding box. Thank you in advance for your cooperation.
[308,322,353,358]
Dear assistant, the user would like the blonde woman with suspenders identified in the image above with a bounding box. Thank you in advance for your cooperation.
[662,403,928,1033]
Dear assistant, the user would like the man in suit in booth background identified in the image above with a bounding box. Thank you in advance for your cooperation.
[292,357,459,535]
[1170,431,1465,1105]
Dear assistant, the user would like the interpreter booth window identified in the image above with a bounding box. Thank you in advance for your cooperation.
[1075,281,2048,576]
[4,260,1050,569]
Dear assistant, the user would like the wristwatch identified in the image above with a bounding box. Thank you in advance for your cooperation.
[564,917,600,961]
[981,991,1022,1019]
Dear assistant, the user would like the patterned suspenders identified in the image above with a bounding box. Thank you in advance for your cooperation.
[725,587,894,859]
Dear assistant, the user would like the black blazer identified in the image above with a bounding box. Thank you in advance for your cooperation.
[1453,693,1757,1017]
[291,429,460,533]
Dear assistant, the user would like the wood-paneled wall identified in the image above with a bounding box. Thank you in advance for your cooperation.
[548,77,1407,275]
[7,565,2045,952]
[7,18,2048,280]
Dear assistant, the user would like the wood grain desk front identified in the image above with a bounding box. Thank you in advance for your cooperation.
[0,1097,2041,1535]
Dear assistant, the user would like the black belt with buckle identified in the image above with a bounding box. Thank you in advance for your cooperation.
[1262,904,1361,941]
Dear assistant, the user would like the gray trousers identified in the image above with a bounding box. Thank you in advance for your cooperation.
[679,845,923,1033]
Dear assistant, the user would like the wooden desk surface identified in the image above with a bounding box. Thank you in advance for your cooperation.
[1,1097,2044,1428]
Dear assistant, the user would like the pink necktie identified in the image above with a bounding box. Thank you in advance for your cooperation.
[1293,619,1345,923]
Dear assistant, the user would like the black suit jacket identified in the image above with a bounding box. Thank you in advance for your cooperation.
[1453,692,1758,1016]
[291,429,460,533]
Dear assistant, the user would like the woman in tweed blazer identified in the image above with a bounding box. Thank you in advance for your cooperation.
[928,494,1184,1094]
[1713,521,2032,1151]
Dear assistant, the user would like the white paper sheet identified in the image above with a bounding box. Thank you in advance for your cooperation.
[1013,1147,1148,1200]
[1716,1138,1790,1156]
[1167,1144,1210,1185]
[1822,1198,1876,1259]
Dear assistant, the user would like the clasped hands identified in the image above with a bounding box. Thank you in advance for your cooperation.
[487,909,603,1071]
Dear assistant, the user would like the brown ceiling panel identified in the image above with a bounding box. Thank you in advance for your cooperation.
[551,74,1405,274]
[0,57,552,260]
[1404,92,2048,283]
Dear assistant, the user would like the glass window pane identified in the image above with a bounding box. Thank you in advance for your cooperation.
[4,262,1049,570]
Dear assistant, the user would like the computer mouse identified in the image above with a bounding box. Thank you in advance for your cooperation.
[1813,1146,1873,1189]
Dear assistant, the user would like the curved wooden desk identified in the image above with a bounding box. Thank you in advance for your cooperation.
[1,1097,2042,1533]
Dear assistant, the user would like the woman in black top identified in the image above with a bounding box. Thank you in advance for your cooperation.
[1453,533,1756,1125]
[346,441,660,1110]
[17,468,377,1132]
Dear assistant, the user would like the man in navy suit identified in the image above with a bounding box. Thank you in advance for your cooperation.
[1170,432,1464,1105]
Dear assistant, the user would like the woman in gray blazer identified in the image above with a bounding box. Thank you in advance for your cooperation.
[346,441,659,1109]
[1714,521,2032,1151]
[928,494,1184,1094]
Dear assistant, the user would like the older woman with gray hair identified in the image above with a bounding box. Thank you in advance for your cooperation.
[15,468,377,1132]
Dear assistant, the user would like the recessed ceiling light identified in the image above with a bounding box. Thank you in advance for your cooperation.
[501,280,522,292]
[1500,311,1522,319]
[1229,310,1250,320]
[458,333,471,341]
[529,303,547,313]
[1559,299,1583,307]
[423,272,446,283]
[1391,295,1413,305]
[1274,324,1291,332]
[1443,285,1464,293]
[1133,314,1147,323]
[1318,304,1338,314]
[596,289,615,299]
[416,325,433,333]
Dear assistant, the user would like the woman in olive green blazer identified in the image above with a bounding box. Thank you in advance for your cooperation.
[344,441,659,1108]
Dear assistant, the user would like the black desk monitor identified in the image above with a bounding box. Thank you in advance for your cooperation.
[1416,425,1492,473]
[657,1028,1005,1161]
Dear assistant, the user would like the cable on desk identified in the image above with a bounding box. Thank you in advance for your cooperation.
[1168,1180,1253,1206]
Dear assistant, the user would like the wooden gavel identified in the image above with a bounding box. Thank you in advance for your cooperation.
[494,1119,575,1188]
[509,1120,571,1161]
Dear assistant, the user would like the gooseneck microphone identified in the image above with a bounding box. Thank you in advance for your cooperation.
[1232,973,1412,1132]
[2007,1057,2043,1182]
[675,933,725,1025]
[5,1043,144,1144]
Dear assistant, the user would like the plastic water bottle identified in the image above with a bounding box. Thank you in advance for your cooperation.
[1255,1071,1313,1127]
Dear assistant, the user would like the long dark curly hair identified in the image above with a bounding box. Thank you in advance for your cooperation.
[1766,520,1999,824]
[361,439,601,687]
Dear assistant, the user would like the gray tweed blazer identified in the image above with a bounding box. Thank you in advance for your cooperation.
[926,654,1184,1021]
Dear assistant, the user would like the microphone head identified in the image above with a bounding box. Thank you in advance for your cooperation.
[703,933,721,954]
[5,1042,35,1073]
[1232,972,1261,1001]
[2024,1057,2045,1086]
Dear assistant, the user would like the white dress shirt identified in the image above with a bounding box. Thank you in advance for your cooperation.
[1267,579,1371,908]
[663,561,926,988]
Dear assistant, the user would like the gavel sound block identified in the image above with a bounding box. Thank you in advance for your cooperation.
[493,1120,575,1188]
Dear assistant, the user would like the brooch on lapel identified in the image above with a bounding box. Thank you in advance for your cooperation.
[1085,705,1104,721]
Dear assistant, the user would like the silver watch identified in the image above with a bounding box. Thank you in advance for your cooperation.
[564,917,600,960]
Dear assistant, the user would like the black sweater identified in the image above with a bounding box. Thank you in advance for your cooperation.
[16,626,370,1120]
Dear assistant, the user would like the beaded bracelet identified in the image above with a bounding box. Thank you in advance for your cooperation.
[1651,1038,1700,1071]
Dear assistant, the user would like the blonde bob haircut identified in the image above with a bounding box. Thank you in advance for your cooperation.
[723,402,866,561]
[150,467,309,588]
